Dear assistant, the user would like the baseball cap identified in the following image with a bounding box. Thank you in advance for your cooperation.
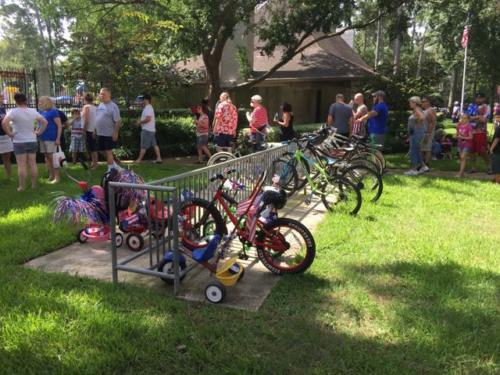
[372,90,386,98]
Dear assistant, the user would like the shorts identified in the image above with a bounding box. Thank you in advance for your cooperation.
[214,134,234,148]
[39,140,57,153]
[69,136,86,153]
[13,142,38,155]
[458,146,471,154]
[98,136,116,151]
[196,134,208,146]
[0,135,13,154]
[472,132,487,154]
[86,131,97,152]
[421,132,434,152]
[140,130,157,149]
[250,131,265,151]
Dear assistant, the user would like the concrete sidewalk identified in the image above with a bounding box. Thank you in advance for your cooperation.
[25,194,326,311]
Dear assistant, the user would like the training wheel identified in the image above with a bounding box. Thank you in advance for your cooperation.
[115,233,124,248]
[77,229,88,243]
[126,233,144,252]
[205,281,226,304]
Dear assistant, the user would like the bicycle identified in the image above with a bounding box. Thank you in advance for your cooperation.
[273,134,363,215]
[160,169,316,278]
[206,128,272,166]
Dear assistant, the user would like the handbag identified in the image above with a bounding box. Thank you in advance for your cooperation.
[53,145,66,169]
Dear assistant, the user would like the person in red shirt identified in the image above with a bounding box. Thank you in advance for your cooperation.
[213,92,238,152]
[469,93,490,173]
[248,95,269,152]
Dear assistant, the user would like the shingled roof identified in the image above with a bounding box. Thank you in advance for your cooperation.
[252,33,374,82]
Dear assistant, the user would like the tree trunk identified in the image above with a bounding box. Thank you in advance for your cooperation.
[362,29,368,56]
[392,7,403,76]
[374,11,383,70]
[416,29,426,78]
[45,17,57,83]
[447,67,456,111]
[204,54,222,110]
[472,62,479,96]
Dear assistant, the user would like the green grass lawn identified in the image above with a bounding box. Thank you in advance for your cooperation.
[0,165,499,373]
[385,152,491,173]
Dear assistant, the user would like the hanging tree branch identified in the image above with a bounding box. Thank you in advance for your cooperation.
[234,9,389,90]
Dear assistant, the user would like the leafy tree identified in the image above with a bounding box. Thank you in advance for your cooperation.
[83,0,410,105]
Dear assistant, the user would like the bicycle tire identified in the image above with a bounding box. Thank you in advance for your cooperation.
[179,198,227,250]
[206,152,236,166]
[272,158,298,197]
[320,176,362,215]
[256,217,316,275]
[282,152,311,189]
[340,164,383,203]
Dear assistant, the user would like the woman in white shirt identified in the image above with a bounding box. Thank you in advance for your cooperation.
[1,93,48,191]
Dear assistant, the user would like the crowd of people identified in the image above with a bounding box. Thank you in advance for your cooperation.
[1,86,499,192]
[403,92,500,183]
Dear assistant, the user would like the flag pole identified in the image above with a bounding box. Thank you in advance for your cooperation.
[460,15,470,113]
[460,38,468,113]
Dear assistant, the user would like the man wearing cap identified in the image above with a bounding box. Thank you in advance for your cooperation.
[96,87,121,171]
[359,90,388,149]
[248,95,269,152]
[327,93,353,137]
[134,94,162,164]
[469,93,490,173]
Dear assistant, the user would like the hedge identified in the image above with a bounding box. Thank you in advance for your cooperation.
[62,110,446,159]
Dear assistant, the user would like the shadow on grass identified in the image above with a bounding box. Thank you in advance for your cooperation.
[342,260,498,372]
[1,259,498,373]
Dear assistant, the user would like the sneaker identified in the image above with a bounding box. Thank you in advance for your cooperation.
[420,165,430,173]
[404,169,419,176]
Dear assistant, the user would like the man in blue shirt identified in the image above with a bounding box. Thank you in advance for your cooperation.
[359,90,388,150]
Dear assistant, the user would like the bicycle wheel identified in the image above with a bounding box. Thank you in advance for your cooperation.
[256,217,316,275]
[282,152,310,189]
[179,198,227,250]
[272,158,298,197]
[340,164,383,203]
[350,151,383,175]
[320,176,362,215]
[207,152,236,166]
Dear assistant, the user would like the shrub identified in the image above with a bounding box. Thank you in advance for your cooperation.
[119,116,197,157]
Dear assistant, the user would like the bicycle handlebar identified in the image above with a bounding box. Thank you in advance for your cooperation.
[209,168,237,182]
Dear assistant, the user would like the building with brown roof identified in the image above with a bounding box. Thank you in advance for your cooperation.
[175,8,374,124]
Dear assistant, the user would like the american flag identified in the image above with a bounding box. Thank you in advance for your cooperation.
[461,25,470,49]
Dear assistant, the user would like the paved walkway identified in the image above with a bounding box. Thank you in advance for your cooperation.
[25,194,326,311]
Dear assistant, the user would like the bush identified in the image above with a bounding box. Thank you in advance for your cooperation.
[119,116,197,158]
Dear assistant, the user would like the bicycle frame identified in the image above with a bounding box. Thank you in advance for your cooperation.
[291,143,333,198]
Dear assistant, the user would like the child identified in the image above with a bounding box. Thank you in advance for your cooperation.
[490,123,500,183]
[456,113,473,177]
[69,108,85,163]
[193,103,212,164]
[440,134,453,160]
[493,102,500,131]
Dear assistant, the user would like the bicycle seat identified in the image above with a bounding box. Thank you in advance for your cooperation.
[192,234,222,263]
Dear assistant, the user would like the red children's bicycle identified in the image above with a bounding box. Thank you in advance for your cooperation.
[174,169,316,275]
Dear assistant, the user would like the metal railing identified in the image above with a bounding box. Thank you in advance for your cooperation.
[108,144,290,295]
[108,181,181,293]
[149,144,290,202]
